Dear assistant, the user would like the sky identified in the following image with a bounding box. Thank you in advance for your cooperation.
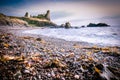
[0,0,120,26]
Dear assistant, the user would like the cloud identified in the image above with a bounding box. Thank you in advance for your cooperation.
[0,0,120,26]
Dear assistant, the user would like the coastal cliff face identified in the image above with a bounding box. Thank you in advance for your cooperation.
[0,13,27,26]
[0,10,56,27]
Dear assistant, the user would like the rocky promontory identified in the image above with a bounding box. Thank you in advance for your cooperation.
[0,13,27,26]
[0,10,57,27]
[87,23,110,27]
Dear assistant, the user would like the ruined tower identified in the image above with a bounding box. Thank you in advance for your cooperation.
[24,12,30,18]
[45,10,50,21]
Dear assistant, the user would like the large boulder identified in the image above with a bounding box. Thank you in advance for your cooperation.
[64,22,71,28]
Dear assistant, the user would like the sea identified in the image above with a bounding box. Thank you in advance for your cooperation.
[23,26,120,47]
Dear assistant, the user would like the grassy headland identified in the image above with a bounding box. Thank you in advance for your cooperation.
[0,13,56,27]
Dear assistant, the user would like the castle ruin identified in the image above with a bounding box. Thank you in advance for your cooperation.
[24,10,50,21]
[45,10,50,20]
[24,12,30,18]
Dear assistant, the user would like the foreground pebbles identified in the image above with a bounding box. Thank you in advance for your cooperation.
[0,29,120,80]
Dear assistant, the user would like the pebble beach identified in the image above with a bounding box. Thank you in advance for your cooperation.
[0,26,120,80]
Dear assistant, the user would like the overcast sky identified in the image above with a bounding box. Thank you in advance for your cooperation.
[0,0,120,26]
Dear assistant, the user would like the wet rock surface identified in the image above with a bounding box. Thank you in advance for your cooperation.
[0,28,120,80]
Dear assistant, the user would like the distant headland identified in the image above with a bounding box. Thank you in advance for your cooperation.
[87,23,110,27]
[0,10,110,28]
[0,10,56,27]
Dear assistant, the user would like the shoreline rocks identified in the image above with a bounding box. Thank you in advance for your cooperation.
[60,22,71,28]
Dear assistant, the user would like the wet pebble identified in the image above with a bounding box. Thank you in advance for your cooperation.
[74,74,80,79]
[51,70,55,77]
[47,73,51,77]
[95,64,104,71]
[24,69,30,74]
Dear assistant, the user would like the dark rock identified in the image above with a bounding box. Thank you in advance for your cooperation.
[74,27,79,29]
[112,33,117,35]
[81,25,85,27]
[107,66,120,78]
[5,36,9,40]
[60,24,65,27]
[8,45,14,49]
[88,64,94,73]
[36,38,42,41]
[97,23,109,26]
[65,22,71,28]
[87,23,96,27]
[95,64,104,71]
[0,39,4,43]
[92,72,107,80]
[87,23,110,27]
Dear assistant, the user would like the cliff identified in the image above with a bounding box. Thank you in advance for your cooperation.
[0,13,27,26]
[0,11,56,27]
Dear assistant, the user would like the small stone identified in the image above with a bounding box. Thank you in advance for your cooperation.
[83,59,89,61]
[0,39,4,43]
[61,77,65,80]
[95,64,104,71]
[66,52,74,57]
[56,74,60,78]
[5,36,9,40]
[32,53,41,57]
[60,48,65,52]
[24,69,30,73]
[38,75,41,79]
[47,73,51,77]
[36,38,42,41]
[74,75,80,79]
[14,70,22,79]
[51,70,55,77]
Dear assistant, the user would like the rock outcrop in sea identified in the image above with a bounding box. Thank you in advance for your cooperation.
[87,23,110,27]
[65,22,71,28]
[60,22,71,28]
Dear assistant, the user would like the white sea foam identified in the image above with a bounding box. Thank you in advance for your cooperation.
[23,26,120,46]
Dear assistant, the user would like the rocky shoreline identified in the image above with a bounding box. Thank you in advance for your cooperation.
[0,26,120,80]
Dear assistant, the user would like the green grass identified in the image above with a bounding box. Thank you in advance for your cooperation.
[19,17,55,27]
[0,13,56,27]
[33,14,46,19]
